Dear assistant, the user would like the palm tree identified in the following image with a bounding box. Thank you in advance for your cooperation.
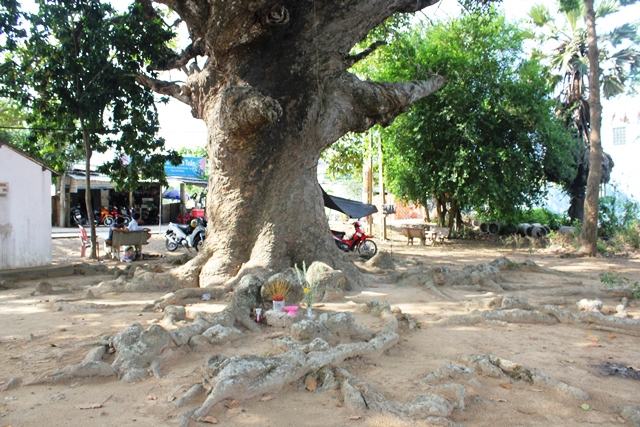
[527,0,640,242]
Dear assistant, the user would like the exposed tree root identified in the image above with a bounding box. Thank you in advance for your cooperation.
[436,296,640,336]
[144,287,222,311]
[176,299,399,422]
[457,354,589,400]
[337,368,457,419]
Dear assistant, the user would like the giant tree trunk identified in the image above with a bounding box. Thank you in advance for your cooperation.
[141,0,446,288]
[578,0,603,256]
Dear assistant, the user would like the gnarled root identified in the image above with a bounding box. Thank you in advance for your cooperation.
[185,299,399,420]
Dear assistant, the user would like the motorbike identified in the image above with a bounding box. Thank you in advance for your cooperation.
[165,217,207,252]
[109,206,131,226]
[143,206,158,225]
[70,206,87,226]
[93,206,115,226]
[331,221,378,258]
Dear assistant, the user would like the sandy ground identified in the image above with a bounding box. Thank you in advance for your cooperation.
[1,231,639,427]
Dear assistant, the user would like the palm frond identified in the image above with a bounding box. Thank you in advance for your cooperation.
[596,0,620,19]
[610,47,640,68]
[602,73,626,98]
[529,4,553,26]
[601,22,640,47]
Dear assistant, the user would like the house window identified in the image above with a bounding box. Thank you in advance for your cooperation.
[613,127,626,145]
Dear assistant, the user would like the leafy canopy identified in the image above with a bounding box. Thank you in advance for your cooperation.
[0,0,181,189]
[349,8,577,221]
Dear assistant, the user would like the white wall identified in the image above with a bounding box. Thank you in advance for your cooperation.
[601,97,640,200]
[0,146,52,269]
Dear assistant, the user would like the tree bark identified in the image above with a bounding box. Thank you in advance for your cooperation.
[141,0,447,288]
[434,195,447,227]
[578,0,603,256]
[447,198,457,230]
[81,123,99,259]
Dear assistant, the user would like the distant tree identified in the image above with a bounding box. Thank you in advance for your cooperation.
[0,0,181,256]
[352,9,577,228]
[528,0,640,254]
[0,98,28,146]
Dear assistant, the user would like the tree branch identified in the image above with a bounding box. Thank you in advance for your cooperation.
[346,40,387,68]
[148,38,206,72]
[135,74,191,105]
[349,74,447,130]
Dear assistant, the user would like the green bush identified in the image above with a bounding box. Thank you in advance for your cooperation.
[599,192,639,237]
[514,208,568,230]
[608,220,640,251]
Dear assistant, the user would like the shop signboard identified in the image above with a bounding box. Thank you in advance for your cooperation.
[165,157,207,179]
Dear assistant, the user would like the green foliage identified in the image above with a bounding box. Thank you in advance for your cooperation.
[453,225,479,240]
[558,0,581,13]
[354,8,576,220]
[598,192,640,236]
[0,0,181,189]
[321,133,367,181]
[599,271,640,298]
[608,220,640,250]
[528,0,640,102]
[515,208,569,230]
[0,98,29,148]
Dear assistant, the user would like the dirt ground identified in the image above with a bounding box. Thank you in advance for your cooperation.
[1,231,639,427]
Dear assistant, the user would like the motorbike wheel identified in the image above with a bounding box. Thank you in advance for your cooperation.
[165,234,179,252]
[103,216,114,227]
[357,239,378,258]
[193,234,204,252]
[123,216,131,226]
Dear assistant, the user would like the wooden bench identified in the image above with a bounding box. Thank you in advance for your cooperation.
[107,230,151,260]
[402,227,426,245]
[426,226,450,244]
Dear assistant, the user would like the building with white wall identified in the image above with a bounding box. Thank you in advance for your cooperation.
[601,97,640,200]
[0,141,56,270]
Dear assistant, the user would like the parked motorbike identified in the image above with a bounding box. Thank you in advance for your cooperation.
[165,218,207,252]
[109,206,131,226]
[92,206,115,226]
[331,221,378,258]
[143,206,158,225]
[70,206,87,226]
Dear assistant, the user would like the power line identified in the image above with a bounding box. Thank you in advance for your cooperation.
[0,125,104,132]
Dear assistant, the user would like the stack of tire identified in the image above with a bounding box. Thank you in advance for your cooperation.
[517,223,551,238]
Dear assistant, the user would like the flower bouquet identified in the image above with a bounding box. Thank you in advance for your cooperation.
[295,261,318,318]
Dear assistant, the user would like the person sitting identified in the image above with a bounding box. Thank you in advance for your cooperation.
[128,212,150,232]
[105,216,129,247]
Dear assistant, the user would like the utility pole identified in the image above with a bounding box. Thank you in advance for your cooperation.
[378,133,387,240]
[364,130,374,235]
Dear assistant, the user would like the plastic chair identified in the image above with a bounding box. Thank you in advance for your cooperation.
[78,225,99,258]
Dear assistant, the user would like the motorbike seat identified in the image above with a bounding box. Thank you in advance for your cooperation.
[176,223,193,233]
[331,230,346,239]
